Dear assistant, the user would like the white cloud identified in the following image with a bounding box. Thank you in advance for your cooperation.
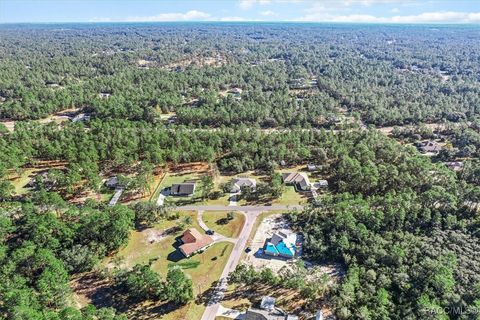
[390,7,400,13]
[296,11,480,23]
[239,0,272,10]
[125,10,211,22]
[261,10,277,16]
[342,0,395,6]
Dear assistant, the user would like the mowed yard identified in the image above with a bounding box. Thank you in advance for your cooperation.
[85,210,234,320]
[202,211,245,238]
[152,162,211,205]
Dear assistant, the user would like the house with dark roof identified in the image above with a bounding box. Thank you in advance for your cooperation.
[230,177,256,193]
[179,228,213,257]
[171,182,196,196]
[282,172,311,192]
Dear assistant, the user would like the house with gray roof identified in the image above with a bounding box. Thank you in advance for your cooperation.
[230,177,256,193]
[171,182,196,196]
[282,172,311,192]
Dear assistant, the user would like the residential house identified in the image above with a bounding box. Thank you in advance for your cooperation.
[245,309,284,320]
[261,296,276,311]
[179,228,213,257]
[99,92,111,99]
[418,140,442,153]
[171,182,196,196]
[282,172,311,192]
[105,176,118,189]
[245,296,298,320]
[230,177,256,193]
[445,161,463,171]
[315,180,329,189]
[307,163,317,171]
[264,230,301,259]
[72,113,91,123]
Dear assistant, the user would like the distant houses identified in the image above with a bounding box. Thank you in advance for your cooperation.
[71,113,90,123]
[445,161,463,171]
[171,182,196,196]
[245,296,299,320]
[282,172,310,192]
[179,228,213,257]
[264,230,301,259]
[99,92,111,99]
[230,177,256,193]
[314,179,329,189]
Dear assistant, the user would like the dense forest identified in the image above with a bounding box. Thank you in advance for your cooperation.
[1,23,479,126]
[0,23,479,319]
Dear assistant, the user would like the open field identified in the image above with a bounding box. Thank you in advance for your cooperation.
[202,211,245,238]
[153,162,211,205]
[9,168,42,195]
[272,185,309,205]
[74,210,234,319]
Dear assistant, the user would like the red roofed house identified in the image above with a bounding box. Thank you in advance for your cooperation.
[179,228,213,257]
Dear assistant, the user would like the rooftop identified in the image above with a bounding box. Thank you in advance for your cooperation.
[179,228,213,257]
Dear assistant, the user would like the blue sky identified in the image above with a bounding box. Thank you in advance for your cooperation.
[1,0,479,24]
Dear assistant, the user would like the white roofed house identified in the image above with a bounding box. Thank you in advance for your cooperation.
[282,172,311,192]
[230,177,256,193]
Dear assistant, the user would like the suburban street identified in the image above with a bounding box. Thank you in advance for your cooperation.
[177,204,304,212]
[199,209,260,320]
[176,204,304,320]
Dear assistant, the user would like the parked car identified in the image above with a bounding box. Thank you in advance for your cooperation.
[206,230,215,235]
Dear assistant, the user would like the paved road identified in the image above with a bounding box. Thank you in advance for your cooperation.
[177,204,304,212]
[196,204,304,320]
[200,209,260,320]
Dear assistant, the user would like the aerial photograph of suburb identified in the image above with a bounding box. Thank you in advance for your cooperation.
[0,0,479,319]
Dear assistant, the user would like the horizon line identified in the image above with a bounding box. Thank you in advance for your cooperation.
[1,20,480,26]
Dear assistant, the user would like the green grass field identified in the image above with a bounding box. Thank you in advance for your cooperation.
[113,210,234,320]
[157,172,204,205]
[202,211,245,238]
[272,185,309,205]
[9,168,41,195]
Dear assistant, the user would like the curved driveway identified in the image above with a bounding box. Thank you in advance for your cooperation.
[176,204,304,320]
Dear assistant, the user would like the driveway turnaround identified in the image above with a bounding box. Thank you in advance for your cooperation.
[194,204,303,320]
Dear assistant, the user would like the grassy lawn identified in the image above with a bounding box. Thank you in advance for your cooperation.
[158,172,204,205]
[9,168,41,195]
[110,210,234,319]
[272,185,309,206]
[202,211,245,238]
[161,242,233,320]
[115,211,202,272]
